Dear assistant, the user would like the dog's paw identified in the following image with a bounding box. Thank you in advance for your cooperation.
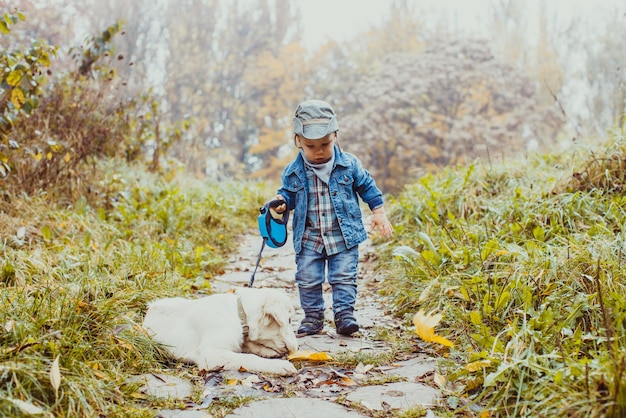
[273,360,298,376]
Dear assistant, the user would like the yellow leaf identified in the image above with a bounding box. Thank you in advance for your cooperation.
[50,355,61,397]
[470,310,482,325]
[227,379,239,385]
[413,310,454,347]
[46,152,52,160]
[113,336,134,351]
[48,140,63,152]
[93,370,107,380]
[464,360,491,372]
[31,152,42,161]
[7,70,22,86]
[11,88,25,108]
[40,53,51,67]
[64,153,71,163]
[288,350,334,362]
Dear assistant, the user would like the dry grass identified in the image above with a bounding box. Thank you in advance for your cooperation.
[381,129,626,417]
[0,159,276,416]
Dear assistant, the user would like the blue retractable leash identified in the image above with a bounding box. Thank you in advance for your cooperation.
[249,199,290,287]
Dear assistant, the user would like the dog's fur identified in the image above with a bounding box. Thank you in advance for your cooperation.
[143,287,298,376]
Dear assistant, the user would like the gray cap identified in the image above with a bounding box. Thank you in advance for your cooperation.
[293,99,339,140]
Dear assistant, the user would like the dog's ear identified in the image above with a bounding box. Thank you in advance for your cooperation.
[261,296,291,326]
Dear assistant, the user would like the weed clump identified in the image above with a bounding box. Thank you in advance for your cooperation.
[384,133,626,417]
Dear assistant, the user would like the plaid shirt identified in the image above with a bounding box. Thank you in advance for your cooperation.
[302,166,347,255]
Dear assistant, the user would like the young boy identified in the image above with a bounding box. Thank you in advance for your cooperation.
[270,99,393,336]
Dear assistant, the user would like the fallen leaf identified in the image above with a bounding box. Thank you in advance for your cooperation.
[263,383,281,392]
[6,397,46,415]
[93,370,107,380]
[354,362,374,374]
[315,379,337,387]
[50,355,61,397]
[464,360,491,372]
[288,350,333,362]
[339,376,357,386]
[4,320,15,332]
[433,372,446,388]
[242,375,260,387]
[413,310,454,347]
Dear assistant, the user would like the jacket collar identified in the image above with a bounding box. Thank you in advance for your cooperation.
[285,144,347,177]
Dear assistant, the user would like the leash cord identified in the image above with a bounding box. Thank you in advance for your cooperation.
[249,238,267,287]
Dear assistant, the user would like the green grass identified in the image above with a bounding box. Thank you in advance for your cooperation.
[3,129,626,417]
[382,128,626,417]
[0,159,277,416]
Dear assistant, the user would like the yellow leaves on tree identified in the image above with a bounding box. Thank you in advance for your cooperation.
[10,88,25,109]
[413,310,454,347]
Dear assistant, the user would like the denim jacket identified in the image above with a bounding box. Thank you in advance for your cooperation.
[277,145,384,254]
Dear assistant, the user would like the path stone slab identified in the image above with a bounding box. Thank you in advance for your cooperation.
[129,374,193,400]
[346,381,439,411]
[388,356,438,380]
[145,229,443,416]
[156,410,212,418]
[226,398,366,417]
[297,332,390,355]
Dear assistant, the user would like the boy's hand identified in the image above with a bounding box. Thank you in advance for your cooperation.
[371,208,393,239]
[269,195,286,213]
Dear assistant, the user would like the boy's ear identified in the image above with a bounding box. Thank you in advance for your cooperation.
[294,135,302,148]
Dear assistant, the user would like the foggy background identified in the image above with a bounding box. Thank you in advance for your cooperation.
[4,0,625,193]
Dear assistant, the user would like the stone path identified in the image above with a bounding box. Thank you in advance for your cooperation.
[135,222,441,417]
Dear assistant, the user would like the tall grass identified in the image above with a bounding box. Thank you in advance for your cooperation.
[384,130,626,417]
[0,159,276,416]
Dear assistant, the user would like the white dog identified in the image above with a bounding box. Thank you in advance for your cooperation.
[143,287,298,376]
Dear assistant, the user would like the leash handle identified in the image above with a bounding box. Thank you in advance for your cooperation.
[250,199,289,287]
[268,199,286,210]
[260,200,290,248]
[249,238,266,287]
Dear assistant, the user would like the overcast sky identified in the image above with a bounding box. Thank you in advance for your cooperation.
[297,0,625,49]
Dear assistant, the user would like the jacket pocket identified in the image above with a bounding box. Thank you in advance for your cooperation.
[336,176,361,219]
[284,177,304,193]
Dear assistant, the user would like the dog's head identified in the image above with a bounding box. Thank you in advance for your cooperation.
[236,287,299,358]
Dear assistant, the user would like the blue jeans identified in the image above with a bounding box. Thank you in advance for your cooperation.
[295,246,359,316]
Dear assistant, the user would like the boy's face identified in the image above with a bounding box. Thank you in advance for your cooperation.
[296,132,336,164]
